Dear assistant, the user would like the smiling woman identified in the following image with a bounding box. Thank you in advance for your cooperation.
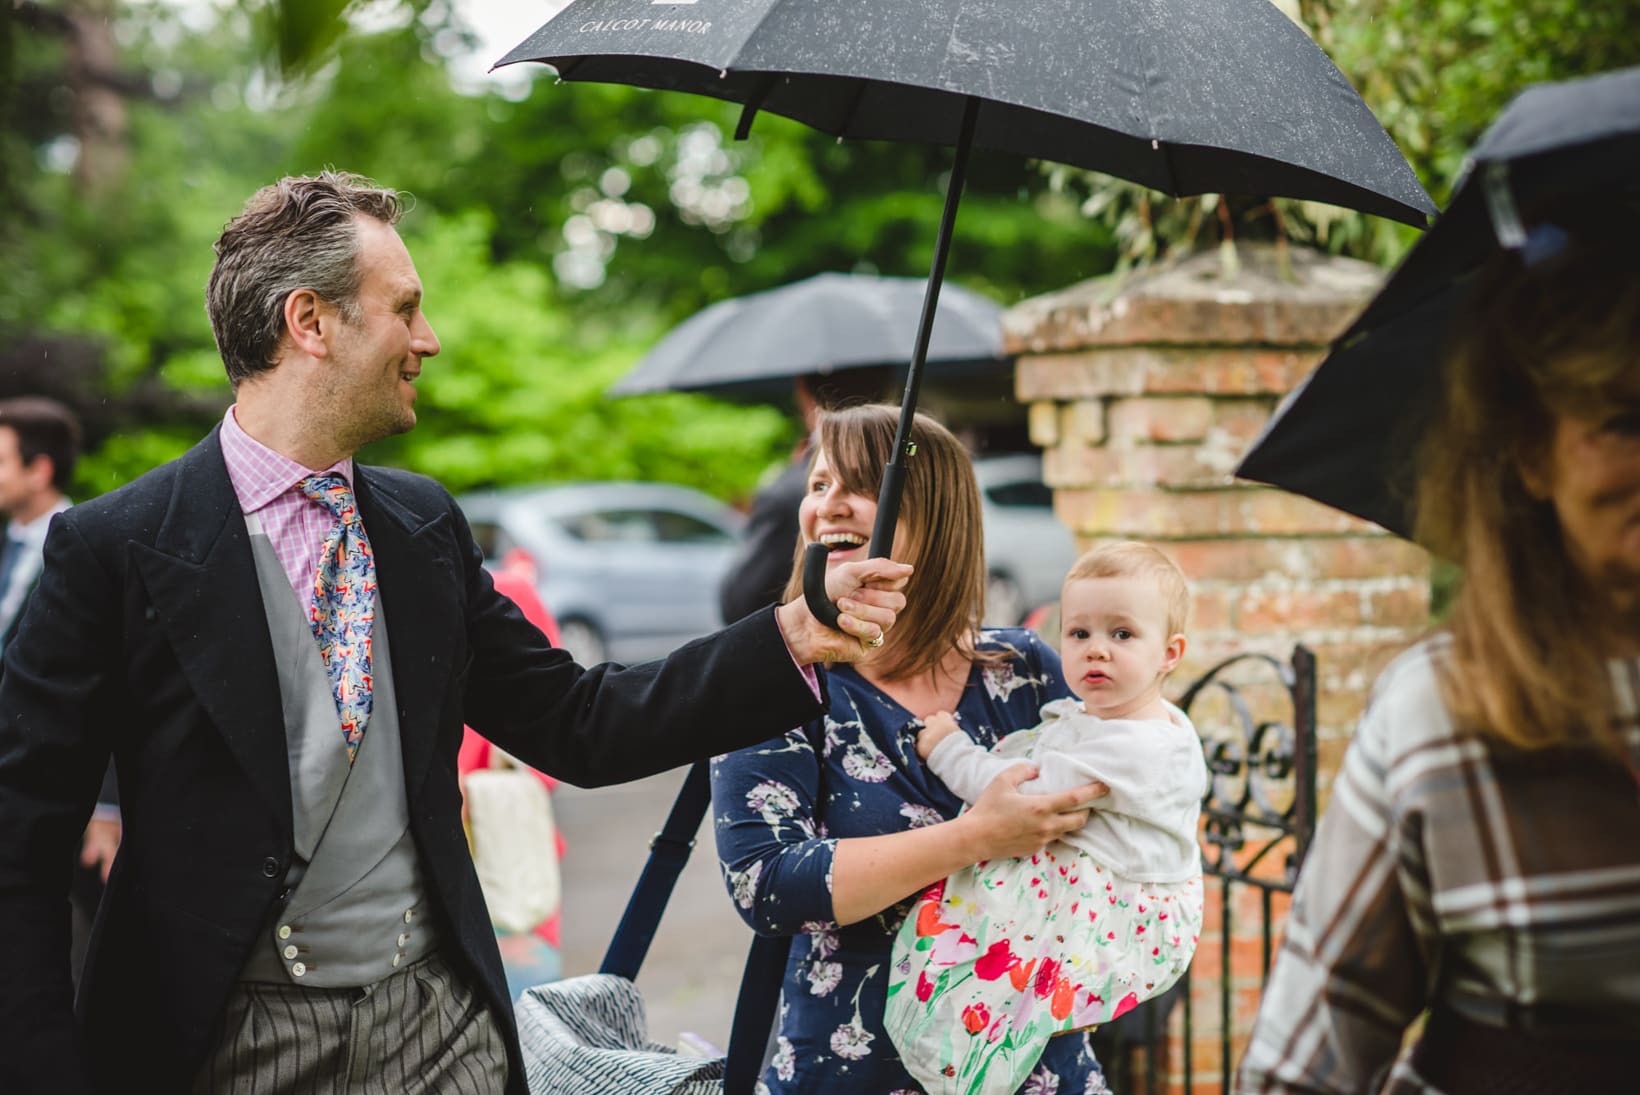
[784,405,988,684]
[714,404,1113,1094]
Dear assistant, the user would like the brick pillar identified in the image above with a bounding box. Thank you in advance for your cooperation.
[1004,243,1431,1093]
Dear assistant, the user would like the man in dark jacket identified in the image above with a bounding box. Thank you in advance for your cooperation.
[0,171,909,1095]
[0,396,118,985]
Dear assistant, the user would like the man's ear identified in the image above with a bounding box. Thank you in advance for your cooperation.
[282,288,332,359]
[24,454,54,494]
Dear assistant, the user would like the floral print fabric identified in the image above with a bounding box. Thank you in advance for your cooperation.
[886,858,1202,1093]
[711,629,1109,1094]
[299,473,377,763]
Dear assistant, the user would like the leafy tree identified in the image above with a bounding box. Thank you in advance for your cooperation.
[14,0,1626,506]
[1061,0,1640,267]
[3,3,1113,503]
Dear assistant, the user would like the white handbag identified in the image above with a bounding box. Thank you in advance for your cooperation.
[514,762,787,1095]
[466,748,562,934]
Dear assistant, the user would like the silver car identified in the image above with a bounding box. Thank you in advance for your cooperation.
[457,482,745,665]
[977,454,1078,626]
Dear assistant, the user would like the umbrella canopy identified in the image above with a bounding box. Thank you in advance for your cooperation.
[496,0,1434,643]
[610,273,1006,403]
[496,0,1434,227]
[1236,66,1640,538]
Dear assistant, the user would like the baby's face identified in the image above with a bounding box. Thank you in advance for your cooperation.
[1059,576,1183,719]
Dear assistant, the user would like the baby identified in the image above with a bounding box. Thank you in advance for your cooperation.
[885,542,1208,1095]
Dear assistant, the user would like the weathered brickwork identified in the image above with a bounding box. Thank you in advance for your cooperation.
[1004,244,1431,1092]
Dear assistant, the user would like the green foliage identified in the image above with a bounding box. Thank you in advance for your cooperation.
[7,3,1110,504]
[21,0,1622,506]
[1309,0,1640,186]
[1062,0,1640,267]
[358,210,790,497]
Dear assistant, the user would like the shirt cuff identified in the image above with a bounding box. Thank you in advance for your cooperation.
[771,603,822,701]
[90,803,121,824]
[788,646,821,702]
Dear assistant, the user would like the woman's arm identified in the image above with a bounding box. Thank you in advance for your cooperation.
[1238,678,1430,1094]
[711,728,839,935]
[830,764,1104,926]
[714,729,1106,931]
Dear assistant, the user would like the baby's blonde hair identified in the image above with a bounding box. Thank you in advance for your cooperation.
[1064,541,1191,637]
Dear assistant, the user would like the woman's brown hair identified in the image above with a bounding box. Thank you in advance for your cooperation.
[1415,203,1640,754]
[782,404,992,682]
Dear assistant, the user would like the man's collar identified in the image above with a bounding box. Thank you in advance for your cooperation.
[5,495,70,540]
[220,405,354,512]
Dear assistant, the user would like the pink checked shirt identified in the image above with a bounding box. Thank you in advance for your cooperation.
[219,407,353,603]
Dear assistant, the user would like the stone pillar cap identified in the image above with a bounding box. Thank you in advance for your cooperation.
[1003,243,1384,354]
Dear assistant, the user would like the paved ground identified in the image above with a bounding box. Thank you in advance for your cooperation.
[552,768,752,1053]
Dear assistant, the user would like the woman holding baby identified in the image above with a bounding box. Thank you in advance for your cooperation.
[712,404,1208,1094]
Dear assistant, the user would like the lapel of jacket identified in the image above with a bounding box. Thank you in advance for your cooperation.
[130,428,292,834]
[352,467,458,801]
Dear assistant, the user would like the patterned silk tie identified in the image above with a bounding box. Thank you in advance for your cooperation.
[299,474,377,763]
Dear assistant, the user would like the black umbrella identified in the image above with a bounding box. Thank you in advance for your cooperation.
[610,272,1006,404]
[1236,65,1640,539]
[495,0,1434,624]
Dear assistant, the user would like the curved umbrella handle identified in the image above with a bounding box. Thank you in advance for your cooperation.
[801,542,842,630]
[800,456,908,633]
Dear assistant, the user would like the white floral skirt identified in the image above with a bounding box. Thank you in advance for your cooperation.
[884,848,1202,1095]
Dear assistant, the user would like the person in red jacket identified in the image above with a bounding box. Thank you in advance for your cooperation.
[459,551,566,999]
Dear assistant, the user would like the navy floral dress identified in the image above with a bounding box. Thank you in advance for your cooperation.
[711,628,1110,1094]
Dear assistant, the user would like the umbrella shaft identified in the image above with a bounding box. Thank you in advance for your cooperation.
[873,95,980,556]
[869,459,907,560]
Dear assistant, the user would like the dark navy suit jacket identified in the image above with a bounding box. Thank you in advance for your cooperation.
[0,427,825,1094]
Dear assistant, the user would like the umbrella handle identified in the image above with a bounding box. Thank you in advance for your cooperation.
[801,457,907,633]
[801,542,843,630]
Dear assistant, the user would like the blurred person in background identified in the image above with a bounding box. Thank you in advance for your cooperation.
[1240,205,1640,1092]
[0,397,80,650]
[459,549,566,1001]
[0,396,118,989]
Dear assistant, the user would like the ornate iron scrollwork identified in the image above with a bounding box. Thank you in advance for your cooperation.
[1178,647,1317,891]
[1095,646,1319,1094]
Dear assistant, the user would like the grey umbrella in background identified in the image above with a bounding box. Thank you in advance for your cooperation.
[1236,65,1640,539]
[609,273,1006,404]
[495,0,1434,630]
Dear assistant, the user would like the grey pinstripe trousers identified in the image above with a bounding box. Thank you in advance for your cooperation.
[189,952,508,1094]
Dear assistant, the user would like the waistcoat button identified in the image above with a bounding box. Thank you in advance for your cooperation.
[283,945,299,960]
[291,962,307,977]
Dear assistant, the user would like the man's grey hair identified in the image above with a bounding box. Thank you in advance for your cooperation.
[206,171,402,385]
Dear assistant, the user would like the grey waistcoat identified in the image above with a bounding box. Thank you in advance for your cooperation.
[238,523,439,987]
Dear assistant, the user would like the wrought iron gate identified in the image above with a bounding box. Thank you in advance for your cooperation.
[1089,645,1317,1094]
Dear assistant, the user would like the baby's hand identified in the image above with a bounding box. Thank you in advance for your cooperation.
[916,711,961,760]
